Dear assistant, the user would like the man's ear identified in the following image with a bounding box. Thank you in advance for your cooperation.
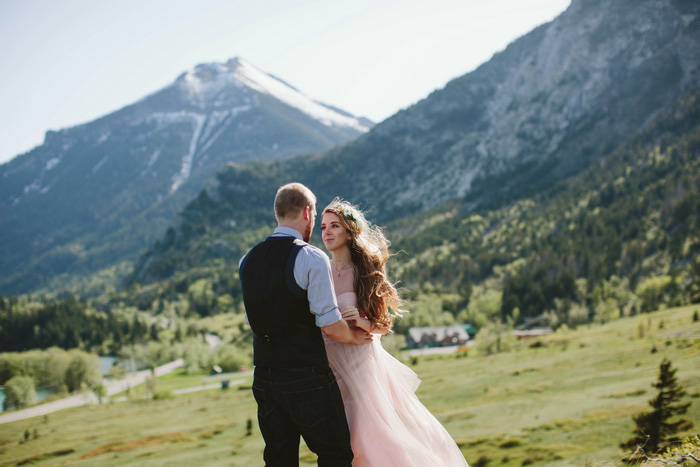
[302,206,311,221]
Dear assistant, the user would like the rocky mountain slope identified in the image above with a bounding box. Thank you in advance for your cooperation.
[0,58,370,294]
[133,0,700,283]
[319,0,700,213]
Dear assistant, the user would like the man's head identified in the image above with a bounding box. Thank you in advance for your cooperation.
[274,183,317,242]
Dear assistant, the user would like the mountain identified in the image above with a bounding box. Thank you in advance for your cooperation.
[133,0,700,283]
[318,0,700,213]
[0,58,371,294]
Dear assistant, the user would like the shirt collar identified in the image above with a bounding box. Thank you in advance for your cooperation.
[272,226,303,240]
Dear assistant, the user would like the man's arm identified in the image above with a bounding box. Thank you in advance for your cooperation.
[322,320,373,344]
[299,244,372,344]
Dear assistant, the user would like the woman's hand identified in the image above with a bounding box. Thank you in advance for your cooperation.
[354,317,373,332]
[340,306,360,322]
[341,307,373,332]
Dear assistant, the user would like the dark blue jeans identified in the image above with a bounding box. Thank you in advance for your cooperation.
[252,365,353,467]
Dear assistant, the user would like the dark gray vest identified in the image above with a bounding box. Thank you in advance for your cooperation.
[240,236,328,369]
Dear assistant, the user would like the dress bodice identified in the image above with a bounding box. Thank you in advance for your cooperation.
[336,291,357,310]
[337,292,367,318]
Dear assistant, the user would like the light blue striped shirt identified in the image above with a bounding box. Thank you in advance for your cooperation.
[240,226,342,328]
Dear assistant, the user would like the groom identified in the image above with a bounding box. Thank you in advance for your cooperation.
[239,182,371,466]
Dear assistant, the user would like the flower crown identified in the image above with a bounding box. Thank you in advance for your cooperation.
[337,205,366,232]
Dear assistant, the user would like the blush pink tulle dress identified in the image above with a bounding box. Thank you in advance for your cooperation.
[323,292,469,467]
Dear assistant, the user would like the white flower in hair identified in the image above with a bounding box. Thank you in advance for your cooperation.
[339,205,365,232]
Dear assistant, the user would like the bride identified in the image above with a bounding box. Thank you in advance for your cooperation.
[320,198,468,467]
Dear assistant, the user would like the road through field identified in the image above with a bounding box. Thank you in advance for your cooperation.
[0,359,185,425]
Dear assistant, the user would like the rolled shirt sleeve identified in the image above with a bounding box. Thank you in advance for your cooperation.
[295,245,343,328]
[240,227,342,328]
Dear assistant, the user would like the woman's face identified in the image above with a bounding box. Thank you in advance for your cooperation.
[321,212,350,252]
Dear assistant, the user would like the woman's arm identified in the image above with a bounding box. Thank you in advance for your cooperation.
[340,307,390,335]
[322,319,372,344]
[366,320,390,335]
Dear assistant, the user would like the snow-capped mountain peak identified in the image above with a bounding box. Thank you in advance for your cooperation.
[1,55,371,293]
[178,57,371,132]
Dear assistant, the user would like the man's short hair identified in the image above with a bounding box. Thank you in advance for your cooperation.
[274,183,316,221]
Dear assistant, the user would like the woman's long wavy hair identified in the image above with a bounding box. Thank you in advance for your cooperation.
[323,198,403,330]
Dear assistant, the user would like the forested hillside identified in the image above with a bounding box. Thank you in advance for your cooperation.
[391,89,700,329]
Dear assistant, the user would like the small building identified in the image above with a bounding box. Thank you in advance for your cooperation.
[406,324,474,349]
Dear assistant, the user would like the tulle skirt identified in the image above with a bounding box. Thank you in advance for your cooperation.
[323,334,468,466]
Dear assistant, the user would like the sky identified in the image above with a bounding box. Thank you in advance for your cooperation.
[0,0,571,165]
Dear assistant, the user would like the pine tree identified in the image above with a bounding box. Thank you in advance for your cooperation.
[621,358,693,455]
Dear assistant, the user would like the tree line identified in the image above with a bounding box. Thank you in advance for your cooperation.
[0,294,148,353]
[1,348,101,410]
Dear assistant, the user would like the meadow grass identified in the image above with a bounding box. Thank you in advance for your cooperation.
[120,368,228,399]
[0,305,698,466]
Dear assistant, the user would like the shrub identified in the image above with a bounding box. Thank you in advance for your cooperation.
[213,345,250,372]
[473,321,514,355]
[153,390,174,400]
[499,437,524,448]
[64,352,100,392]
[92,384,107,403]
[380,333,406,358]
[636,276,672,312]
[3,376,36,411]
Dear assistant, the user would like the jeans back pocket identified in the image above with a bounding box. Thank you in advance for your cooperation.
[252,384,275,419]
[282,384,329,428]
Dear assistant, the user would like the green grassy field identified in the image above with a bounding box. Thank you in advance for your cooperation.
[1,305,698,466]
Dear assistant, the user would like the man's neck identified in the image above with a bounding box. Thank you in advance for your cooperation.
[277,221,304,238]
